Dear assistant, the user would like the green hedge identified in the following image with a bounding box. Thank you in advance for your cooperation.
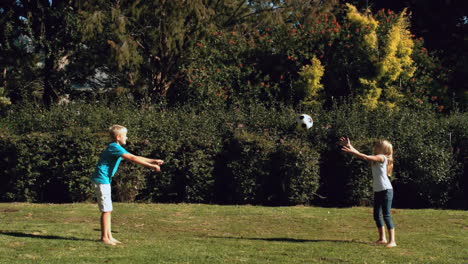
[0,102,466,208]
[0,130,104,202]
[215,130,320,205]
[312,103,466,208]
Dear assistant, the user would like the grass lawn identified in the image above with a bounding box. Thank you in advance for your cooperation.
[0,203,467,264]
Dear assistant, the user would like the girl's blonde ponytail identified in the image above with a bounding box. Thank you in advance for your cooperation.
[374,140,394,177]
[387,154,394,177]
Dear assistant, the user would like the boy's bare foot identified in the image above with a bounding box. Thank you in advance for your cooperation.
[110,238,122,244]
[386,242,397,248]
[102,239,117,246]
[375,239,387,245]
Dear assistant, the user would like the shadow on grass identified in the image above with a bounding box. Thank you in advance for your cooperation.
[208,236,370,245]
[93,228,119,233]
[0,230,96,242]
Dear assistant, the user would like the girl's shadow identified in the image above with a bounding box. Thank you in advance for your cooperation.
[208,236,370,245]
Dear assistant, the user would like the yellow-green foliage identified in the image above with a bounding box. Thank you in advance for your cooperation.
[379,10,415,83]
[358,78,381,109]
[346,4,379,52]
[298,56,325,105]
[346,5,415,110]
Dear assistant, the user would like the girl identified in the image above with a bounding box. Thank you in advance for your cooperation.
[340,137,397,248]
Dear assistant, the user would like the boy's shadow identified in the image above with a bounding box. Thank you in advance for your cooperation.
[208,236,370,245]
[93,228,118,233]
[0,230,96,242]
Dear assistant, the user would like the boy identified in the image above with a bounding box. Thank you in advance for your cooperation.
[91,125,163,245]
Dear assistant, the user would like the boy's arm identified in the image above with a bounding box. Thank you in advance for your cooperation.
[121,153,161,171]
[139,156,164,165]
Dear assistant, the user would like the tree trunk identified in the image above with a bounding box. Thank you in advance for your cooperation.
[1,68,6,89]
[42,55,57,107]
[151,71,174,98]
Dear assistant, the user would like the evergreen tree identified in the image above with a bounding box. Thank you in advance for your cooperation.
[343,4,415,109]
[297,56,325,107]
[81,0,221,101]
[347,0,468,107]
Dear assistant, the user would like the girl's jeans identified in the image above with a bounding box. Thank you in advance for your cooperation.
[373,189,395,229]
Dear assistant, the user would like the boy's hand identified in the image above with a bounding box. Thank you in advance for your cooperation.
[150,159,164,165]
[153,165,161,172]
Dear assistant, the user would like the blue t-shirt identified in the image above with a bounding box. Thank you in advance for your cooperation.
[91,142,129,184]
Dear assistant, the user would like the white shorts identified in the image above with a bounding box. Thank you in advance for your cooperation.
[94,183,113,212]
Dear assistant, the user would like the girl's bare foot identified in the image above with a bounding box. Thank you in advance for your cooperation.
[375,239,387,245]
[386,242,397,248]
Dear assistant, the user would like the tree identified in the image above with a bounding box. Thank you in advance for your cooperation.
[297,56,325,106]
[348,0,468,107]
[80,0,226,101]
[0,4,15,105]
[0,1,40,104]
[79,0,341,103]
[0,0,82,106]
[350,5,416,109]
[321,4,416,109]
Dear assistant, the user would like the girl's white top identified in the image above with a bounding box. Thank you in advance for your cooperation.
[371,155,393,192]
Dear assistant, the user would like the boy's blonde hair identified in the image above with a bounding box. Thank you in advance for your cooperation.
[109,125,127,141]
[373,140,394,176]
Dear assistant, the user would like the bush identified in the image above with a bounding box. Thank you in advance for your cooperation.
[142,108,224,203]
[445,112,468,208]
[215,130,320,206]
[312,103,466,208]
[271,138,321,205]
[0,129,104,202]
[215,130,276,204]
[392,109,462,208]
[0,102,465,208]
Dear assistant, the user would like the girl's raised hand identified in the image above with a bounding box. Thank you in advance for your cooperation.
[339,137,351,147]
[340,137,359,155]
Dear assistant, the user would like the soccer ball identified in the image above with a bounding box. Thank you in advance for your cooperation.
[297,114,313,130]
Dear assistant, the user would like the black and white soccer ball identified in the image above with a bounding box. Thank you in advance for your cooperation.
[296,114,313,130]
